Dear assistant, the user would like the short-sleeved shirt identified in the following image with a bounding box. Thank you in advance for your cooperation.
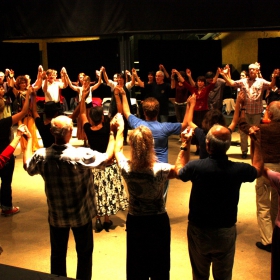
[118,155,171,216]
[232,78,270,114]
[128,114,181,163]
[144,82,172,115]
[26,143,108,227]
[83,122,110,152]
[43,80,64,102]
[179,154,257,228]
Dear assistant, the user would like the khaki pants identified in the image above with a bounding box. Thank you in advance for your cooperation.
[240,113,261,154]
[256,163,280,245]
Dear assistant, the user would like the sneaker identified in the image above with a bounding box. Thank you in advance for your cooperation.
[1,206,20,216]
[256,242,271,252]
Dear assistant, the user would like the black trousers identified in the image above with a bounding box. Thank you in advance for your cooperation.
[126,212,170,280]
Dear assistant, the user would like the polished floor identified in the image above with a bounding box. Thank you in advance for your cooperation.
[0,130,272,279]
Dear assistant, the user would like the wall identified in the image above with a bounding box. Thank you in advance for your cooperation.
[219,31,280,73]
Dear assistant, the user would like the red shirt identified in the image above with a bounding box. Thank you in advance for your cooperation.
[183,81,215,111]
[0,145,15,169]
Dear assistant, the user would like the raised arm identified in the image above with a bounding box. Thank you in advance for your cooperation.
[31,93,40,119]
[183,94,197,130]
[102,67,110,85]
[32,65,43,91]
[114,87,123,114]
[12,90,31,125]
[132,68,144,88]
[90,68,103,92]
[159,64,170,79]
[79,90,90,126]
[186,69,195,86]
[60,67,68,88]
[65,73,79,92]
[114,113,125,164]
[175,127,193,177]
[250,128,263,177]
[118,86,131,119]
[228,91,245,132]
[218,67,235,87]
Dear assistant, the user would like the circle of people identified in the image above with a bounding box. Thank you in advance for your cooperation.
[0,62,280,280]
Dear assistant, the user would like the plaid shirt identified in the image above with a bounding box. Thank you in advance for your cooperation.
[26,143,108,227]
[233,78,270,114]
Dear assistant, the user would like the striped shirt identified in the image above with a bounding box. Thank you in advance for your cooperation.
[26,143,108,227]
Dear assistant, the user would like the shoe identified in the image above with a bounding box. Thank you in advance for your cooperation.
[123,141,128,146]
[1,206,20,216]
[256,242,271,252]
[241,153,248,159]
[178,138,181,142]
[103,220,113,232]
[95,218,103,232]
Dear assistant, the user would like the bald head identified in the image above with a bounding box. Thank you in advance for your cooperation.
[267,101,280,121]
[206,125,231,155]
[50,116,73,143]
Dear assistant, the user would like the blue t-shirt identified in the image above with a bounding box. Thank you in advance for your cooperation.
[128,114,181,163]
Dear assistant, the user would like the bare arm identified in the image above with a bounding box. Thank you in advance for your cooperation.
[228,91,244,131]
[174,128,193,177]
[184,94,197,130]
[159,64,170,79]
[132,68,144,88]
[186,69,195,86]
[102,67,109,84]
[12,91,31,125]
[23,126,33,170]
[80,90,89,126]
[114,88,123,114]
[119,86,131,119]
[250,129,263,177]
[218,68,235,86]
[114,113,125,163]
[90,68,102,92]
[65,74,79,92]
[31,93,40,119]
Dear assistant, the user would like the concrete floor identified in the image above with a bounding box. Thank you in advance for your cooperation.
[0,130,272,279]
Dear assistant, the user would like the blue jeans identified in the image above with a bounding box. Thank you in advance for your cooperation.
[187,223,236,280]
[50,221,93,280]
[0,155,15,208]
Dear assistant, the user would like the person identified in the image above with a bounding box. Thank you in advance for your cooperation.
[205,70,226,111]
[114,113,179,280]
[263,167,280,280]
[23,115,114,280]
[240,70,248,79]
[0,90,31,216]
[103,68,134,144]
[219,64,278,159]
[66,69,102,146]
[239,100,280,253]
[186,92,242,159]
[10,74,42,152]
[133,69,172,122]
[175,124,263,280]
[0,124,29,169]
[31,93,59,148]
[0,70,12,118]
[80,91,128,232]
[171,70,190,126]
[118,86,188,203]
[42,67,68,114]
[175,68,219,155]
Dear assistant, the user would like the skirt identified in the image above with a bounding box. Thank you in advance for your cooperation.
[92,162,128,216]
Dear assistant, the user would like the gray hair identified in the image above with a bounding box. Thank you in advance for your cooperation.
[268,102,280,121]
[206,125,231,154]
[50,116,73,139]
[156,70,164,77]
